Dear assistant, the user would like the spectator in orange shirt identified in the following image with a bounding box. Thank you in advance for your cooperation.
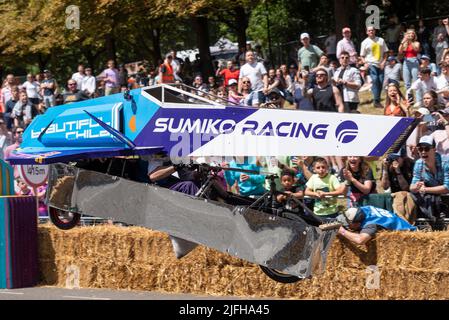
[216,60,240,87]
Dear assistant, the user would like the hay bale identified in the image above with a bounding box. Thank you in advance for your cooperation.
[37,224,449,299]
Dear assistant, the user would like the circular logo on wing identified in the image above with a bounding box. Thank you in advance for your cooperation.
[335,121,358,144]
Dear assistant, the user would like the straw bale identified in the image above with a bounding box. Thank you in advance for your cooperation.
[38,224,449,299]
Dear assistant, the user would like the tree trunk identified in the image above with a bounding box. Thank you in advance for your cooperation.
[334,0,358,39]
[37,53,49,72]
[151,27,162,65]
[105,34,117,63]
[234,6,248,53]
[192,16,213,78]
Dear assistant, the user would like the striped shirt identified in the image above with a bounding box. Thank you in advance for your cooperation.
[411,153,449,190]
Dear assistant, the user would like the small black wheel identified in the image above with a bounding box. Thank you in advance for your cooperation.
[259,265,302,283]
[49,207,81,230]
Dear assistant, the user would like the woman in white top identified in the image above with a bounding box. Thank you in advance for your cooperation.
[21,74,40,105]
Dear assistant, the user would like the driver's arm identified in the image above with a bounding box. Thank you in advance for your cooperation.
[338,226,372,245]
[148,165,176,182]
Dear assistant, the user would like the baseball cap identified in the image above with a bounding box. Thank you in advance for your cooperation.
[300,33,310,40]
[267,87,284,98]
[336,208,363,227]
[387,56,398,62]
[342,27,351,33]
[227,79,238,86]
[414,107,430,116]
[420,55,431,61]
[417,135,435,147]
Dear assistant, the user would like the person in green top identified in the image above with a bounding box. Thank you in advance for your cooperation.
[305,157,346,219]
[297,33,324,70]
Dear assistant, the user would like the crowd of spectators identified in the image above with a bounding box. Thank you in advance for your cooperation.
[2,17,449,230]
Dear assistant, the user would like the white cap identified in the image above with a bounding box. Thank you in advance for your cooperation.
[418,135,435,147]
[344,208,359,222]
[300,33,310,40]
[228,79,238,86]
[415,107,430,116]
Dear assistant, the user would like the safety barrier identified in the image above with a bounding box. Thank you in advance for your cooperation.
[0,160,39,289]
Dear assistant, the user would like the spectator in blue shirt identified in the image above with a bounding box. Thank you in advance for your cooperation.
[224,157,266,196]
[410,135,449,220]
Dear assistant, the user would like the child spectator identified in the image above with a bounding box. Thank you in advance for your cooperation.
[339,156,376,207]
[305,157,345,220]
[276,169,304,204]
[16,178,32,196]
[227,79,242,105]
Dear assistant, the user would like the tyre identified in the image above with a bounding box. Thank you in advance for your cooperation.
[49,207,81,230]
[259,265,302,284]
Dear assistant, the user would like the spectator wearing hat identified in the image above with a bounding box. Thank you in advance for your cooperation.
[333,51,362,112]
[337,206,416,245]
[260,88,285,109]
[227,79,242,105]
[420,55,437,76]
[383,56,402,90]
[297,33,324,71]
[41,70,57,108]
[410,135,449,221]
[381,148,414,193]
[337,27,358,66]
[360,26,389,108]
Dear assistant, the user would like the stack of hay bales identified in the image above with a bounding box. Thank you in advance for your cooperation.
[38,225,449,299]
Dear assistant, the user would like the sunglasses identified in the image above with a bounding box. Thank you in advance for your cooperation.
[242,81,251,84]
[417,146,431,152]
[16,131,24,134]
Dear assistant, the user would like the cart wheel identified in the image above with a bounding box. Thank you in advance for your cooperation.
[259,265,302,284]
[49,207,81,230]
